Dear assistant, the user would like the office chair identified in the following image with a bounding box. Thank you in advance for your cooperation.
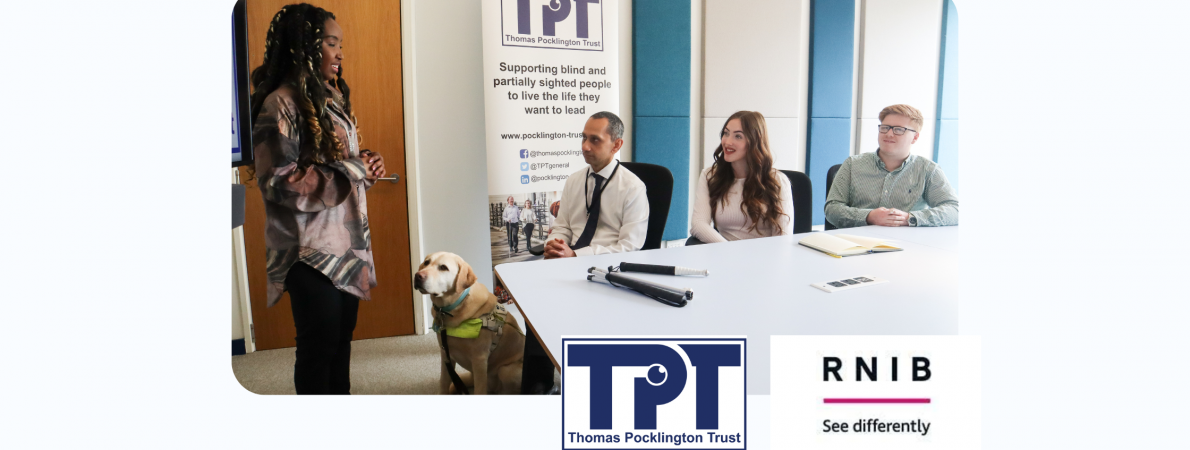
[530,161,673,255]
[824,163,841,230]
[779,170,813,234]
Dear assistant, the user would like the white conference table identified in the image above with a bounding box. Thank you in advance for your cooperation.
[859,224,959,252]
[494,225,958,395]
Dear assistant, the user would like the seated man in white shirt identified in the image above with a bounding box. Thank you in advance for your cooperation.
[543,111,649,259]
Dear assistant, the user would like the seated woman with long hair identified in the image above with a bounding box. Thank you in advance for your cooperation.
[689,111,792,244]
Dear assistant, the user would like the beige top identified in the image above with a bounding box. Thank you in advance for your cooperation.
[690,166,793,243]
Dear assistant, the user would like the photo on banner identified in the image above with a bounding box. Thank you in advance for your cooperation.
[489,191,560,265]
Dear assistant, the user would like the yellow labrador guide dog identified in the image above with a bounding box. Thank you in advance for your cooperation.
[414,252,525,394]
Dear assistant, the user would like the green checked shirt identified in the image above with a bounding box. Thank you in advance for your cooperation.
[825,150,959,228]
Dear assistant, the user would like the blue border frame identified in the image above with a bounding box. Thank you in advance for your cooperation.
[561,337,748,450]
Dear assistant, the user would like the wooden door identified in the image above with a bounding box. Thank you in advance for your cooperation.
[239,0,413,350]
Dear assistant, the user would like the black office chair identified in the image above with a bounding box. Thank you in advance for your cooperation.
[780,170,812,234]
[685,169,811,246]
[530,161,673,255]
[620,162,673,250]
[824,163,842,230]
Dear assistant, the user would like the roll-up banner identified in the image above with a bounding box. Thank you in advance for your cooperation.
[481,0,619,269]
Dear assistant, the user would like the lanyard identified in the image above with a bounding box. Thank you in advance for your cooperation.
[584,161,621,213]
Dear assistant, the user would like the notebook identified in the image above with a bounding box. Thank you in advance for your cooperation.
[798,233,903,258]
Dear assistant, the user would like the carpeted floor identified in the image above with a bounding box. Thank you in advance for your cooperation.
[232,333,454,395]
[232,315,558,395]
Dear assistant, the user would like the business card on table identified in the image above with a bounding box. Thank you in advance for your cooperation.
[811,276,888,293]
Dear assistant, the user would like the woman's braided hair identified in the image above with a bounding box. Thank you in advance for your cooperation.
[249,3,356,173]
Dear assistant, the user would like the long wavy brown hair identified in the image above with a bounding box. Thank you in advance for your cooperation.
[246,3,356,179]
[707,111,786,235]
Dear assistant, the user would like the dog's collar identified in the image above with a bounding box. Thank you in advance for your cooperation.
[435,287,471,314]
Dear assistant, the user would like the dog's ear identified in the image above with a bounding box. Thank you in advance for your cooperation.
[454,257,477,293]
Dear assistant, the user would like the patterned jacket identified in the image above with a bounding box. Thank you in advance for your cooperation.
[252,84,376,307]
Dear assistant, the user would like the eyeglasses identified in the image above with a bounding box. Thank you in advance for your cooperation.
[878,125,917,136]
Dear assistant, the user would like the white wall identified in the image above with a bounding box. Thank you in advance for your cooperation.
[701,0,809,173]
[856,0,943,157]
[406,0,492,329]
[231,168,248,345]
[688,0,703,239]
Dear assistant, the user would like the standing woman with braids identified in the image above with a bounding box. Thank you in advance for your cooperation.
[689,111,792,244]
[249,4,386,395]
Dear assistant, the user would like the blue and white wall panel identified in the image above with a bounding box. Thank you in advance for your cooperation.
[806,0,857,227]
[856,0,943,158]
[634,0,692,241]
[934,0,958,193]
[702,0,808,173]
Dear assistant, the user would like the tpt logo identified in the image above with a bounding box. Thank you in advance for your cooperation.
[562,338,745,449]
[521,175,530,184]
[501,0,604,51]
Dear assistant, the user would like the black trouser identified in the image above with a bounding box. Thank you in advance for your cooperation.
[507,222,520,252]
[522,223,535,249]
[286,262,359,395]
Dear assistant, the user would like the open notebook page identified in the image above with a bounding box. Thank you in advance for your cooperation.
[798,233,871,256]
[834,234,901,250]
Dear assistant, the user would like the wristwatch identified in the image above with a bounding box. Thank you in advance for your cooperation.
[908,215,918,227]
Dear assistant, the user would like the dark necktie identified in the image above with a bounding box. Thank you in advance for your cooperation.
[572,173,604,250]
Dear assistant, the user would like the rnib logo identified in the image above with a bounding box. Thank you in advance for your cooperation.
[563,338,745,449]
[520,149,529,158]
[501,0,604,51]
[521,162,530,171]
[521,175,530,184]
[823,356,933,382]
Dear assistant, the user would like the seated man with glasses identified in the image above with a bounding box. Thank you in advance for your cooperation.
[825,104,958,228]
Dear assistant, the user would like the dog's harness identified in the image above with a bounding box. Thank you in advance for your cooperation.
[432,288,521,395]
[433,304,512,346]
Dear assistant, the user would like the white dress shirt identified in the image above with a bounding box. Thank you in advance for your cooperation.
[502,204,520,223]
[547,160,649,256]
[690,166,793,243]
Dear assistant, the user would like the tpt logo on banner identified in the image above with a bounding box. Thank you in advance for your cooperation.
[501,0,604,51]
[562,338,745,449]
